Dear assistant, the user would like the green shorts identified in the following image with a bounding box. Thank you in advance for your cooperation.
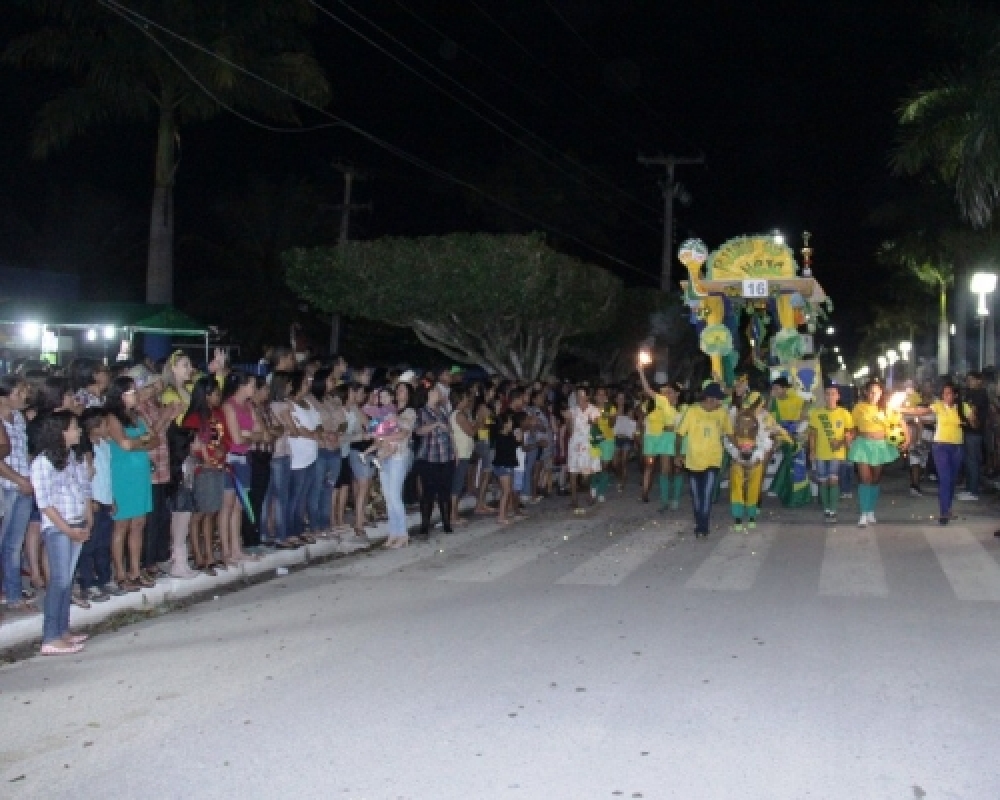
[598,440,616,463]
[643,431,676,457]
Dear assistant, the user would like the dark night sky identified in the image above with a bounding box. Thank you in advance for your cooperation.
[0,0,948,351]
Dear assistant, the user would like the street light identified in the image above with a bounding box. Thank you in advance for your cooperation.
[877,355,887,378]
[103,325,116,341]
[899,341,911,360]
[826,326,835,335]
[772,230,785,246]
[21,322,40,342]
[86,329,98,342]
[971,271,997,369]
[886,349,899,387]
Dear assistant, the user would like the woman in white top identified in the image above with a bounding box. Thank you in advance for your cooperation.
[281,371,321,549]
[449,387,477,528]
[563,388,601,512]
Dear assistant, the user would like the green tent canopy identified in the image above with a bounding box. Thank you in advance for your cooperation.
[0,302,208,335]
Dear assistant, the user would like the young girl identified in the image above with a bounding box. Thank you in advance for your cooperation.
[308,368,344,536]
[491,409,522,525]
[0,376,34,611]
[611,389,636,492]
[105,376,158,591]
[472,383,498,514]
[263,372,294,546]
[848,380,900,527]
[564,387,601,513]
[221,371,266,563]
[77,409,116,599]
[638,369,683,511]
[32,411,93,655]
[376,381,417,548]
[449,387,477,528]
[160,351,199,578]
[183,376,228,573]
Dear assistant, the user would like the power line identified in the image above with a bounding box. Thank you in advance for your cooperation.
[96,0,656,280]
[540,0,667,125]
[308,0,661,227]
[392,0,548,109]
[98,0,341,135]
[466,0,655,153]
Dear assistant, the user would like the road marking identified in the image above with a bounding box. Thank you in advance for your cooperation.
[326,526,501,577]
[437,523,589,583]
[818,527,888,597]
[922,526,1000,603]
[556,528,677,586]
[685,530,776,591]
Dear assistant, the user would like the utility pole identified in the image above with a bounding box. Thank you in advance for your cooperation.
[321,163,372,356]
[638,153,705,292]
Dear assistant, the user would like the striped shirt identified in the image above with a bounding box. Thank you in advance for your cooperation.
[31,451,92,531]
[1,410,30,491]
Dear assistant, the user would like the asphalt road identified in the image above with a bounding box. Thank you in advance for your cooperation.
[2,471,999,799]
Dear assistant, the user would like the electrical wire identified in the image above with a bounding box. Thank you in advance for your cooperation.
[308,0,660,227]
[96,0,657,280]
[540,0,667,125]
[466,0,654,152]
[98,0,341,135]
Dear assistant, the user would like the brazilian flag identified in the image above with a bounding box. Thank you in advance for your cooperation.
[770,431,812,508]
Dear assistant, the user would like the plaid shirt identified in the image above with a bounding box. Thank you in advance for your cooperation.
[415,406,456,463]
[252,402,275,455]
[31,451,91,531]
[139,401,170,484]
[1,410,30,491]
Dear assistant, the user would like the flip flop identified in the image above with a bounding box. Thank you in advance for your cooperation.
[41,641,84,656]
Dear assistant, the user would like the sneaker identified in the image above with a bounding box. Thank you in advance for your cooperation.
[957,492,979,501]
[747,520,757,530]
[858,514,867,528]
[70,589,90,610]
[104,582,127,598]
[841,492,853,499]
[910,486,923,497]
[669,501,679,511]
[732,522,744,533]
[828,512,837,524]
[868,512,877,525]
[86,587,111,603]
[598,495,606,503]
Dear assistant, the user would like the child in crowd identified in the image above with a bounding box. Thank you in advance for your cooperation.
[76,409,116,603]
[183,376,228,574]
[32,411,93,655]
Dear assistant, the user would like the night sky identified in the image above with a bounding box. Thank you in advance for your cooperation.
[0,0,949,356]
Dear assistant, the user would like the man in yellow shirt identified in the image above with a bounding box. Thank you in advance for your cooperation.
[807,384,855,523]
[677,383,733,537]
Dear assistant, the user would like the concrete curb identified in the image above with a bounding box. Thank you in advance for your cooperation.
[0,498,476,655]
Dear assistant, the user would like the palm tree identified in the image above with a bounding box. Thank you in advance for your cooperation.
[892,4,1000,228]
[4,0,330,304]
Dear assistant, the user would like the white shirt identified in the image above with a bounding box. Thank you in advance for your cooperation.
[288,403,321,470]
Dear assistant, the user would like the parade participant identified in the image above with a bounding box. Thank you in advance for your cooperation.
[676,383,733,538]
[900,381,932,497]
[901,381,973,525]
[768,376,812,508]
[637,367,682,511]
[612,389,637,492]
[591,386,617,503]
[848,379,900,527]
[564,387,601,514]
[726,391,789,531]
[807,383,855,523]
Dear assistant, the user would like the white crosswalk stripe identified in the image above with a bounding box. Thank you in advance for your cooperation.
[556,527,678,586]
[437,521,589,583]
[922,526,1000,603]
[819,527,888,597]
[684,530,776,591]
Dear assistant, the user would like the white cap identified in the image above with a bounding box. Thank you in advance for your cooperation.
[398,370,417,386]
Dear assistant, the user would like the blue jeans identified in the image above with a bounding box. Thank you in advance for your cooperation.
[963,433,982,495]
[933,443,964,517]
[308,448,341,531]
[76,505,112,590]
[1,489,33,603]
[520,448,538,500]
[264,456,291,542]
[689,468,720,534]
[41,528,82,644]
[379,454,410,537]
[287,465,315,539]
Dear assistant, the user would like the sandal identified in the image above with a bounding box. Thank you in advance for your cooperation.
[352,528,370,541]
[134,574,155,589]
[71,591,91,610]
[5,600,39,613]
[299,534,317,545]
[199,564,217,577]
[65,633,89,645]
[41,641,84,656]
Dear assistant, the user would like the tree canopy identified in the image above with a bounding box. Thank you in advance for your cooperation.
[284,232,622,380]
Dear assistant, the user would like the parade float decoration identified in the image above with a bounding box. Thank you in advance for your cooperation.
[678,232,831,398]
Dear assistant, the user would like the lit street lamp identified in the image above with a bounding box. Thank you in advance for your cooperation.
[971,272,997,370]
[877,355,887,379]
[886,349,899,387]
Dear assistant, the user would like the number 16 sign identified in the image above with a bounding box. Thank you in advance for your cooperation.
[742,279,768,298]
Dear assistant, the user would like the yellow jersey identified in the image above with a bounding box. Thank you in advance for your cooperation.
[597,403,617,440]
[808,407,853,460]
[161,384,193,426]
[931,401,971,445]
[772,394,806,423]
[852,402,891,436]
[676,405,733,471]
[644,395,678,436]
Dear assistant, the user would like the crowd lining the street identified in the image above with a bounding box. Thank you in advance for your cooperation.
[0,346,998,656]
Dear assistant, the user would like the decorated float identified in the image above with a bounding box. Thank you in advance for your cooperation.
[677,233,833,507]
